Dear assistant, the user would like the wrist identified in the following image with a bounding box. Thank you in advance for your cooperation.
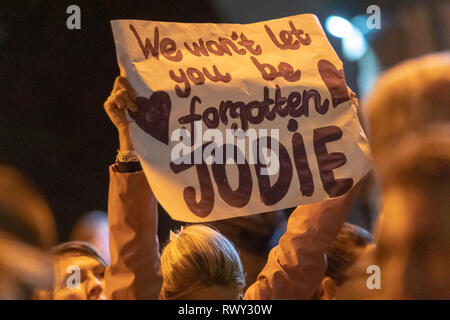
[118,127,134,151]
[116,149,139,163]
[115,148,142,173]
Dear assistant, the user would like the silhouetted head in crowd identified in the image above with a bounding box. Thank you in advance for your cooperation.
[160,225,245,300]
[362,52,450,299]
[0,165,56,299]
[364,51,450,165]
[0,166,57,249]
[0,233,53,300]
[376,131,450,299]
[47,241,108,300]
[312,222,373,300]
[71,210,110,264]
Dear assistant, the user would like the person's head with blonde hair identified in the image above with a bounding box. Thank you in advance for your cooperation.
[160,224,245,300]
[364,51,450,164]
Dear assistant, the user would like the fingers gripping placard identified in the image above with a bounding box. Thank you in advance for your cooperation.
[111,14,371,222]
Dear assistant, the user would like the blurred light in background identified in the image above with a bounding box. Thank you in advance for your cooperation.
[325,16,354,39]
[325,15,369,61]
[342,28,368,61]
[351,15,372,35]
[357,48,381,96]
[325,14,380,96]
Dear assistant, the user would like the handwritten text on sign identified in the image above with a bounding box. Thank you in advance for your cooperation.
[111,14,371,222]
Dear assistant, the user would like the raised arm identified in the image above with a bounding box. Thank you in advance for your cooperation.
[103,76,162,299]
[244,183,361,300]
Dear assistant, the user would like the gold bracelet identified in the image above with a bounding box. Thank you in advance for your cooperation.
[115,150,139,163]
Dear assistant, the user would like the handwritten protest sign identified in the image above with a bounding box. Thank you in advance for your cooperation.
[111,14,371,222]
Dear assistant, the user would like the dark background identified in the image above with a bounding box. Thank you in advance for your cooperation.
[0,0,448,241]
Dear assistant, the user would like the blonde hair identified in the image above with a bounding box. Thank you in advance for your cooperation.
[364,52,450,162]
[160,225,245,299]
[377,126,450,190]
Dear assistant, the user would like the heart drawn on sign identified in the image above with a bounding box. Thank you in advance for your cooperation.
[318,59,350,108]
[129,91,171,145]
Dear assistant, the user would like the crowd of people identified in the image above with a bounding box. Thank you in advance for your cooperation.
[0,51,448,300]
